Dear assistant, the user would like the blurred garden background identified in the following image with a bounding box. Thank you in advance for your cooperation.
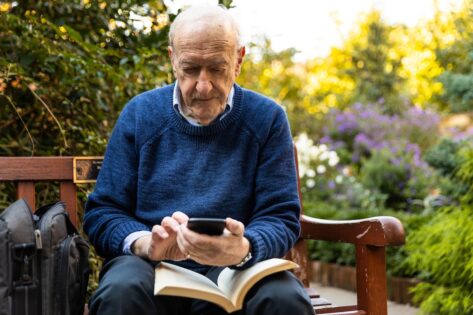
[1,0,472,313]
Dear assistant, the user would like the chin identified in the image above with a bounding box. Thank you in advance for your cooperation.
[193,99,222,108]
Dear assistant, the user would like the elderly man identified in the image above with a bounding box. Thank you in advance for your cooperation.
[84,4,313,315]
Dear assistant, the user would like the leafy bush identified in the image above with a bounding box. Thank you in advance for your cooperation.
[407,204,473,314]
[360,148,438,210]
[0,1,172,157]
[435,0,473,113]
[406,142,473,314]
[295,132,387,211]
[317,102,440,209]
[321,102,440,164]
[424,137,472,204]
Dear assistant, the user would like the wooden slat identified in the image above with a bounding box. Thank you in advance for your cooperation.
[312,297,331,307]
[293,144,305,215]
[356,244,388,315]
[286,238,311,287]
[317,311,366,315]
[315,305,364,314]
[0,157,74,181]
[17,181,35,210]
[60,181,78,227]
[305,287,320,299]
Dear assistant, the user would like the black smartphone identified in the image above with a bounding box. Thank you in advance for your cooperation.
[187,218,226,236]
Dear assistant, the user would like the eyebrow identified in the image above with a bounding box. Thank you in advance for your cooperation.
[179,59,228,67]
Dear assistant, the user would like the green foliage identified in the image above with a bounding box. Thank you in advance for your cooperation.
[436,0,473,113]
[411,282,473,315]
[360,149,410,204]
[360,148,436,210]
[304,173,388,213]
[237,39,318,137]
[424,138,465,176]
[406,204,473,314]
[406,144,473,314]
[319,103,440,210]
[424,138,471,202]
[343,11,406,114]
[0,0,173,156]
[456,144,473,205]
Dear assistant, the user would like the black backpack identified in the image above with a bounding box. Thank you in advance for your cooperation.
[0,199,89,315]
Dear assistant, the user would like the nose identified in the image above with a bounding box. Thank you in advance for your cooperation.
[195,70,212,96]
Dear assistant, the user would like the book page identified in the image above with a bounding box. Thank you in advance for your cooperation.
[217,258,299,310]
[154,262,237,313]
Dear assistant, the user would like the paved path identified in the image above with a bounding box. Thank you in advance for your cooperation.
[312,283,419,315]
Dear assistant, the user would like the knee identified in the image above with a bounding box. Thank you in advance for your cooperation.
[99,256,154,298]
[249,272,314,315]
[90,256,155,309]
[262,286,312,312]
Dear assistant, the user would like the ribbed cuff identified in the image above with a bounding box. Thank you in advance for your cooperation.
[231,228,266,270]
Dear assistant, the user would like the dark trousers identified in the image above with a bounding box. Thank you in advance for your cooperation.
[89,255,314,315]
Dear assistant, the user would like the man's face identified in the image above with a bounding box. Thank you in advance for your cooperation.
[169,23,244,124]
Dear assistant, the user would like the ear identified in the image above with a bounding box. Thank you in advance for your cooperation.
[168,46,177,72]
[234,46,246,77]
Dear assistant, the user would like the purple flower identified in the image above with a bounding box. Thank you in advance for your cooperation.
[327,180,336,190]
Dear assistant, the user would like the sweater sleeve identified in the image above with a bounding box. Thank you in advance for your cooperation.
[239,108,301,269]
[84,100,150,258]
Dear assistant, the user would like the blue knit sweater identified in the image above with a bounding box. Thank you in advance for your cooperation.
[84,84,301,273]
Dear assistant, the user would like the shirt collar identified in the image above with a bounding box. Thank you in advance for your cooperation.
[172,81,234,126]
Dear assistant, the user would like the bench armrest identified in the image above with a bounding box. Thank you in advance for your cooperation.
[300,215,405,246]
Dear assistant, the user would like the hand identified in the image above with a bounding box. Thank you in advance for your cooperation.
[132,211,189,261]
[176,217,251,266]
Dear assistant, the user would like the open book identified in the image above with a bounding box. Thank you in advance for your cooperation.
[154,258,298,313]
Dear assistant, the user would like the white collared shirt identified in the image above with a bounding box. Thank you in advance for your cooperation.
[172,81,235,126]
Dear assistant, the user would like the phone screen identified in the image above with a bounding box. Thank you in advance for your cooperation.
[187,218,226,236]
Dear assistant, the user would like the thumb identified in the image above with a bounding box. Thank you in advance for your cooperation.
[226,217,245,236]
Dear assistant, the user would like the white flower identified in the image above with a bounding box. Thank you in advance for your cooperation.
[306,179,316,188]
[328,152,340,167]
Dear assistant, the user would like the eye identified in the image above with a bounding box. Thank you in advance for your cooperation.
[183,67,199,75]
[210,67,225,73]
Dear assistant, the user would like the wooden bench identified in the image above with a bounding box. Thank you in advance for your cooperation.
[0,151,405,315]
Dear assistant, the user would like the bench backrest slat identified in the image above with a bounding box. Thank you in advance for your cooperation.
[17,181,36,210]
[60,181,78,226]
[0,157,74,181]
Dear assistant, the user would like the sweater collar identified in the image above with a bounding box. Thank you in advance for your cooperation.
[172,82,235,127]
[168,83,243,136]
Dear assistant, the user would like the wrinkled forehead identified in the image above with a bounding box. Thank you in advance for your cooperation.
[173,19,237,53]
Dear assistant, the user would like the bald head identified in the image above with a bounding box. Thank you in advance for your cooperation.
[168,4,242,50]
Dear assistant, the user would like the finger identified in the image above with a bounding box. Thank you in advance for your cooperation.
[180,225,216,253]
[172,211,189,224]
[176,225,196,254]
[177,225,195,253]
[152,225,168,239]
[225,217,245,236]
[175,231,188,255]
[161,216,180,233]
